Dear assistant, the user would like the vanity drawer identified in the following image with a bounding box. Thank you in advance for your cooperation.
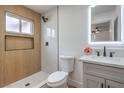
[83,62,124,84]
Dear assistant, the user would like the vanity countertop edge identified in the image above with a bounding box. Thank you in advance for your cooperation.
[79,55,124,69]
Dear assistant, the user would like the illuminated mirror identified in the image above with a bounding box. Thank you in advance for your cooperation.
[90,5,124,44]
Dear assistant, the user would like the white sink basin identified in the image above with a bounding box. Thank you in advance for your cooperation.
[79,55,124,69]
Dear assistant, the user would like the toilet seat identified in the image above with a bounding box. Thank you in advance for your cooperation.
[47,71,68,87]
[47,71,68,84]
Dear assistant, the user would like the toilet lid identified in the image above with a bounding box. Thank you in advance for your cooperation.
[47,71,68,84]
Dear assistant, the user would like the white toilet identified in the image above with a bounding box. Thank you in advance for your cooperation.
[47,56,75,88]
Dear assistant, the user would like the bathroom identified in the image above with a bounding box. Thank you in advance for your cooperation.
[1,1,124,91]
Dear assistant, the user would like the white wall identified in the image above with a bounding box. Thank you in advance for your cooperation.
[42,7,58,74]
[59,5,89,87]
[42,5,89,87]
[115,6,121,41]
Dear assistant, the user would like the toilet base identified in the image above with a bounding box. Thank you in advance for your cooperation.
[47,82,68,88]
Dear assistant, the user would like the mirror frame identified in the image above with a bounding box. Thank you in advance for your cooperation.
[88,5,124,45]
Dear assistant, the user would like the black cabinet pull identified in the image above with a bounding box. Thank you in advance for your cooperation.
[101,83,103,88]
[108,85,110,88]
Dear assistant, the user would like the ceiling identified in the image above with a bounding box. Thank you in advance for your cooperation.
[92,5,117,15]
[25,5,57,14]
[26,5,118,15]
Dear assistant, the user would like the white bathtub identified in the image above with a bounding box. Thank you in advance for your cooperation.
[5,71,49,88]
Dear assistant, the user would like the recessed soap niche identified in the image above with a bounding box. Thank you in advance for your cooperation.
[5,35,34,51]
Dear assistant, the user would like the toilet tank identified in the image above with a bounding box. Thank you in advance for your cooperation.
[59,56,75,73]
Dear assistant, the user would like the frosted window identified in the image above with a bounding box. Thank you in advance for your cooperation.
[6,15,20,32]
[21,20,32,34]
[6,12,33,35]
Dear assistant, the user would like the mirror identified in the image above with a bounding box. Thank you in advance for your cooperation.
[91,5,122,43]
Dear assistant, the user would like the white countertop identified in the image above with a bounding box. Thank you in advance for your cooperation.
[79,55,124,69]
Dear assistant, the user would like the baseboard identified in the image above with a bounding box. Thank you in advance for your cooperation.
[68,79,83,88]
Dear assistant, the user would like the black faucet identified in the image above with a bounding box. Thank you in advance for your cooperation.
[103,46,106,57]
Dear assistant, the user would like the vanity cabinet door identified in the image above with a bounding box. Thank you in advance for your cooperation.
[106,80,124,88]
[83,74,105,88]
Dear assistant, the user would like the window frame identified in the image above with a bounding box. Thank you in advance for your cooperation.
[5,12,34,35]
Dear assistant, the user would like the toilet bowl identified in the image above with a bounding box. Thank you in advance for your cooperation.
[47,71,68,88]
[47,56,75,88]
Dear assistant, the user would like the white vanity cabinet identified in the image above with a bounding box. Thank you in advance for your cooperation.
[83,62,124,88]
[84,74,105,88]
[106,80,124,88]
